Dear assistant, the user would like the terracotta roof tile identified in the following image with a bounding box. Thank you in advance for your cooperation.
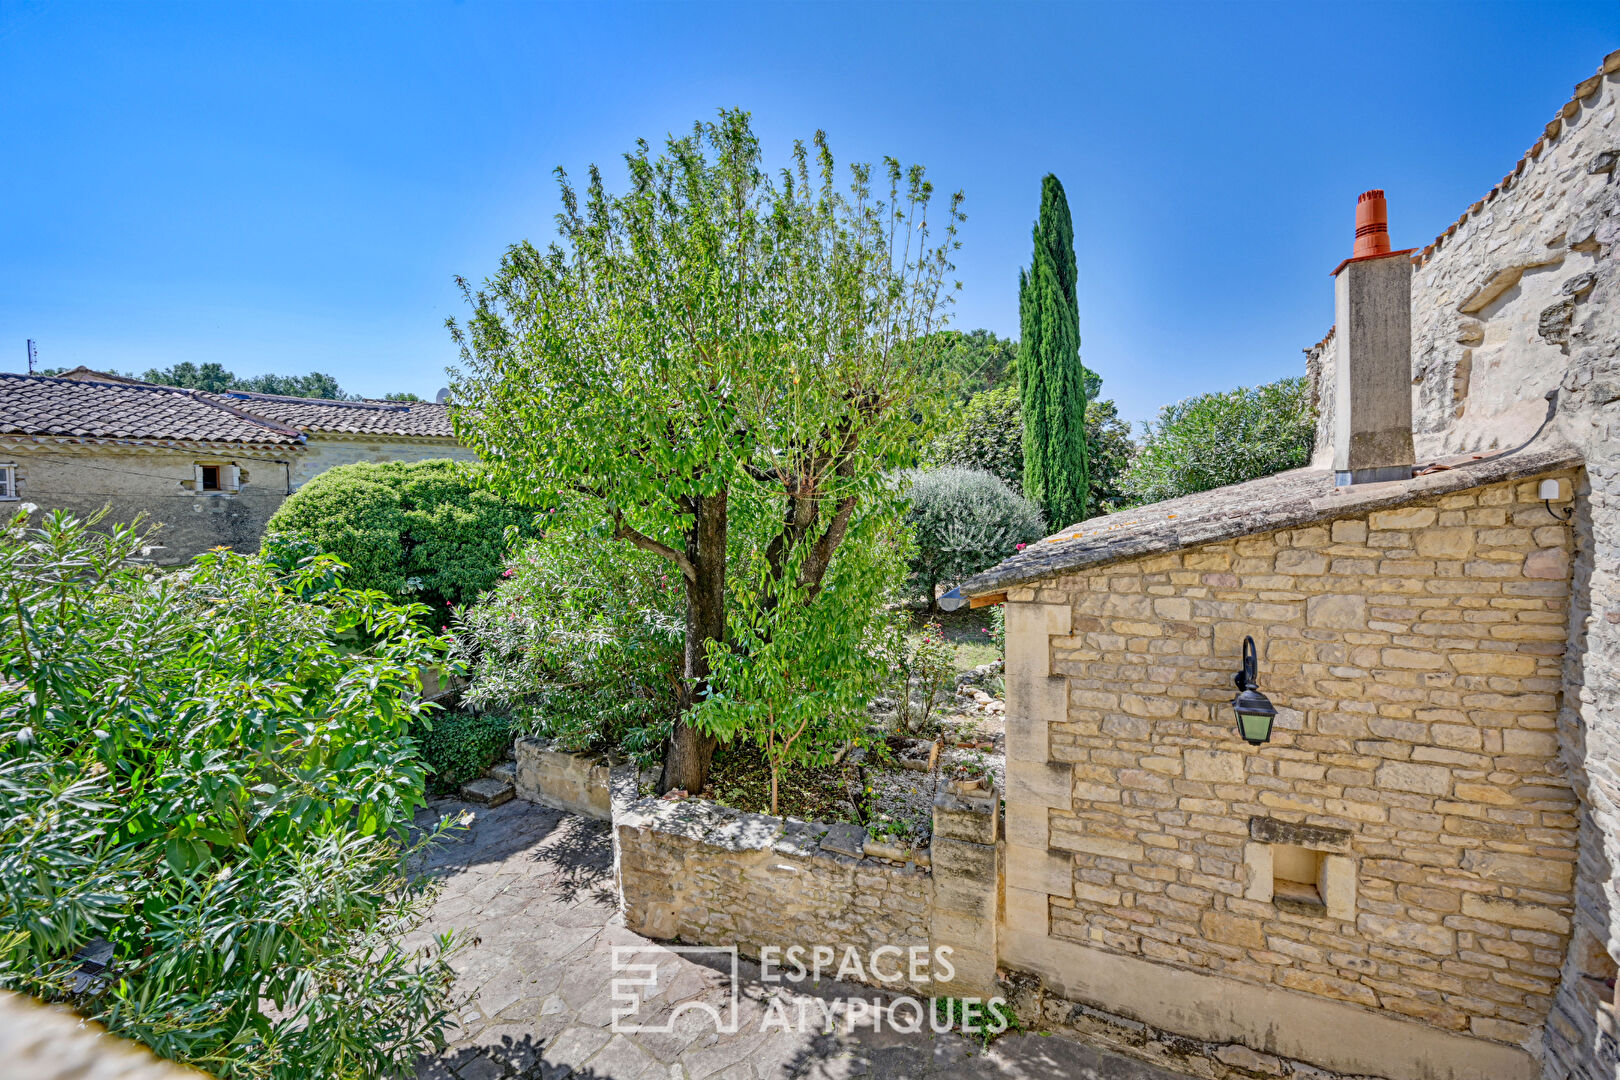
[206,392,457,438]
[0,373,303,445]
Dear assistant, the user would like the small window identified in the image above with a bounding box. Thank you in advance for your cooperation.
[200,465,221,491]
[0,464,16,500]
[1271,844,1326,911]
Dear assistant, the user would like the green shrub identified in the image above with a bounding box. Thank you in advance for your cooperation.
[0,508,459,1078]
[264,459,543,617]
[929,382,1136,517]
[419,711,515,793]
[1123,376,1316,506]
[902,467,1045,607]
[929,383,1023,492]
[452,520,682,766]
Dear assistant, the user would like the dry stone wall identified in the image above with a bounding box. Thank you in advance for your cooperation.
[613,782,1001,999]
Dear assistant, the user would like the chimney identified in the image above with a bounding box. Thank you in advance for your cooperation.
[1331,190,1415,486]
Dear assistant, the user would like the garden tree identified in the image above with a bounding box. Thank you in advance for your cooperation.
[921,328,1017,399]
[929,382,1022,491]
[1122,376,1316,505]
[0,509,459,1078]
[929,370,1135,516]
[135,361,352,400]
[1085,396,1136,514]
[1018,174,1091,529]
[385,391,425,401]
[448,111,963,795]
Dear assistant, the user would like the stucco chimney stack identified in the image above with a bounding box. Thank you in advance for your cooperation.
[1331,189,1415,486]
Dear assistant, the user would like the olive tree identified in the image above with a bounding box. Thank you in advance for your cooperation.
[448,111,962,794]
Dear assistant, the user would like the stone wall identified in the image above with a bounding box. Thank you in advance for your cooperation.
[513,738,615,819]
[0,989,206,1079]
[613,782,1000,998]
[0,443,293,562]
[290,436,476,489]
[1302,51,1620,1079]
[1001,470,1579,1080]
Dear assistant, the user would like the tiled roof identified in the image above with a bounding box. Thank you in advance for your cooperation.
[208,392,457,438]
[0,373,304,445]
[958,441,1583,597]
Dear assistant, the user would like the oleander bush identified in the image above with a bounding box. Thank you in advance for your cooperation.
[0,508,462,1079]
[1122,376,1316,505]
[451,521,683,767]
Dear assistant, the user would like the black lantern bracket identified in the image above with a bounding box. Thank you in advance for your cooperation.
[1232,635,1278,746]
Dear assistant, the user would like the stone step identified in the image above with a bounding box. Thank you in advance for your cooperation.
[486,760,517,784]
[460,777,514,807]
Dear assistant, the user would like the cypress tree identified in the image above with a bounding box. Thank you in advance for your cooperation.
[1018,174,1091,529]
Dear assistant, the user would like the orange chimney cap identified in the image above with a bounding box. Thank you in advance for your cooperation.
[1332,188,1416,275]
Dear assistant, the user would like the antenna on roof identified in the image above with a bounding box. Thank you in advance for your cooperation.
[26,340,36,374]
[435,387,451,404]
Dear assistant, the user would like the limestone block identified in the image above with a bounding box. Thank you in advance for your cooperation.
[1184,749,1246,784]
[1320,854,1357,921]
[1460,894,1570,933]
[1005,759,1072,812]
[1375,761,1453,796]
[1006,845,1074,899]
[1243,842,1274,902]
[1003,802,1049,850]
[1306,593,1367,629]
[1355,914,1455,956]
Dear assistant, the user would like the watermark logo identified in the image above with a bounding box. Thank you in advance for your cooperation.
[610,943,1009,1037]
[610,944,740,1034]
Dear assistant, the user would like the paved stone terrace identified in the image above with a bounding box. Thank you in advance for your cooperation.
[410,798,1192,1080]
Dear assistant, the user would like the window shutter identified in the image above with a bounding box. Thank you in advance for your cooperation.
[226,464,240,491]
[194,464,204,492]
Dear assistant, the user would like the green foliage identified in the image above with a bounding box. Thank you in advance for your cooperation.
[1085,396,1136,515]
[448,109,964,794]
[0,509,460,1079]
[384,391,424,402]
[452,522,683,767]
[931,380,1135,518]
[265,459,543,617]
[1122,376,1316,506]
[135,361,353,400]
[988,604,1006,654]
[418,712,515,793]
[702,497,914,812]
[902,467,1044,606]
[929,382,1023,492]
[933,996,1018,1047]
[920,328,1018,400]
[1019,174,1091,529]
[882,618,956,733]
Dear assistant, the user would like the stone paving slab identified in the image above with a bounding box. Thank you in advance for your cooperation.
[412,798,1193,1080]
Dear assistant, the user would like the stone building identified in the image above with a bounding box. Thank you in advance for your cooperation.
[0,369,476,561]
[959,48,1620,1080]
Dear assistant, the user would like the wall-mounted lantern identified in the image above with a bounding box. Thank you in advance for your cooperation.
[1232,636,1277,745]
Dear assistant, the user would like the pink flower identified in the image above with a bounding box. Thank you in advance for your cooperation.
[501,569,514,578]
[1016,543,1026,552]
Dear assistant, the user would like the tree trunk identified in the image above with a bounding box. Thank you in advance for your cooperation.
[659,489,727,794]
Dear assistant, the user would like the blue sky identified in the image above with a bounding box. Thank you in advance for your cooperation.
[0,2,1613,427]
